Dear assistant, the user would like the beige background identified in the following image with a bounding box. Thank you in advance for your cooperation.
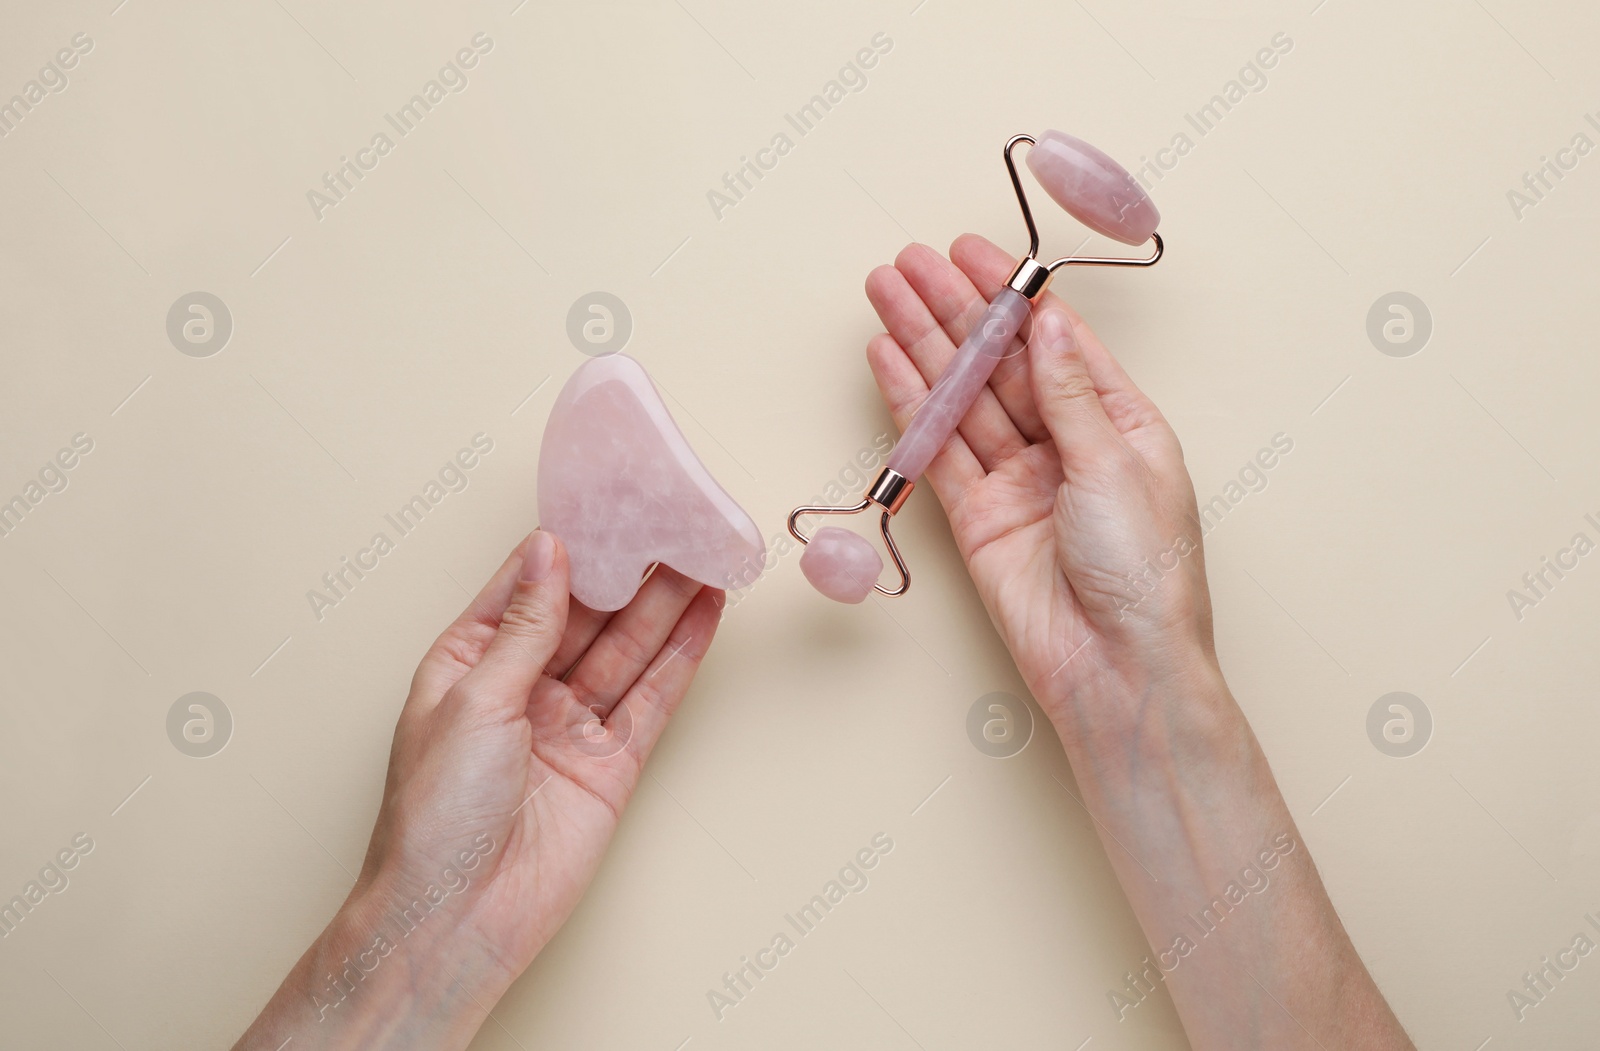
[2,0,1598,1047]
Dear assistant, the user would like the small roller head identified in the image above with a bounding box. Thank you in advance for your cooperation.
[799,527,883,604]
[1025,129,1160,246]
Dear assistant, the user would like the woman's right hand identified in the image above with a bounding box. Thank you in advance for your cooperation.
[865,234,1414,1051]
[864,233,1222,731]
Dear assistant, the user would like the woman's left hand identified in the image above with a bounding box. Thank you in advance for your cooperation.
[234,530,724,1051]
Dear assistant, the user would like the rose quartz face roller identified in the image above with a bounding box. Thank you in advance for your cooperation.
[788,130,1164,603]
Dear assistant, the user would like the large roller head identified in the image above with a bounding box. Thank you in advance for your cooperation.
[1024,129,1160,245]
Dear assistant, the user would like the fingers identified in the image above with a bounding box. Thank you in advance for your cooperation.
[865,331,985,499]
[948,233,1177,449]
[544,597,612,681]
[563,564,706,718]
[1029,309,1132,480]
[892,242,1046,443]
[452,531,570,719]
[415,543,523,700]
[865,253,1027,473]
[415,532,609,706]
[617,586,724,767]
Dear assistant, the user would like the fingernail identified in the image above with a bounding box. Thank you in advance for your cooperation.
[521,531,555,582]
[1039,310,1075,350]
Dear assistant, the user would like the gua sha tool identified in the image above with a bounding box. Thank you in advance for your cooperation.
[790,130,1164,602]
[538,353,765,611]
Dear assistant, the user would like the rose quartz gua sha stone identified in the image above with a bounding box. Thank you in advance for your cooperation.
[793,129,1161,602]
[538,354,765,611]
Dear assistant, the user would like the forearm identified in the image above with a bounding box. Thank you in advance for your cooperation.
[1054,653,1411,1050]
[232,878,512,1051]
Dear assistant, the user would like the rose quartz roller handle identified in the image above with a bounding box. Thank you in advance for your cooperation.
[886,287,1031,482]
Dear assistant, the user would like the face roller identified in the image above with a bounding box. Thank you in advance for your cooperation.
[788,130,1165,603]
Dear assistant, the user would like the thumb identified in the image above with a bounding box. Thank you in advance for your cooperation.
[1029,309,1125,477]
[458,530,569,713]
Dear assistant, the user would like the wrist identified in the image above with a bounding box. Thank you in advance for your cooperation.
[271,874,513,1051]
[1044,642,1241,766]
[341,864,516,1004]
